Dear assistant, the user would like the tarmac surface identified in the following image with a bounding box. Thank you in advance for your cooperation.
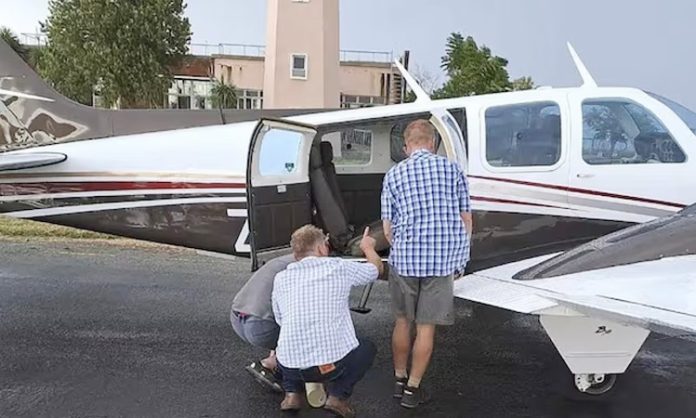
[1,238,695,418]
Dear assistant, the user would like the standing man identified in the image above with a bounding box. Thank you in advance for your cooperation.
[272,225,383,418]
[230,253,295,392]
[381,119,472,409]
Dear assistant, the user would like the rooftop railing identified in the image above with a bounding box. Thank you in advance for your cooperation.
[190,43,393,63]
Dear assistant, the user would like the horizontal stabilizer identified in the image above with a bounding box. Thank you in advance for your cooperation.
[0,152,67,171]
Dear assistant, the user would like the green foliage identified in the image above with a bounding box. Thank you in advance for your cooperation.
[435,33,534,98]
[40,0,191,107]
[511,76,535,91]
[210,79,238,109]
[0,27,28,62]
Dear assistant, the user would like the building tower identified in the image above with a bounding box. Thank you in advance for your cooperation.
[263,0,340,109]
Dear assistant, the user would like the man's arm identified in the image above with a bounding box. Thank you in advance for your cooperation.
[271,287,282,326]
[343,227,384,286]
[381,172,394,246]
[383,220,393,245]
[457,169,473,237]
[461,212,473,238]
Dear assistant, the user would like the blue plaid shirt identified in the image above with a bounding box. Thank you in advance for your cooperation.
[272,257,378,369]
[381,149,471,277]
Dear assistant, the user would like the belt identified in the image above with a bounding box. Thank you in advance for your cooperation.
[233,310,249,319]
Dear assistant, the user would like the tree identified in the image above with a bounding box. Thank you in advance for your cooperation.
[511,76,535,91]
[0,27,28,62]
[435,33,534,98]
[210,79,238,109]
[403,65,442,103]
[40,0,191,107]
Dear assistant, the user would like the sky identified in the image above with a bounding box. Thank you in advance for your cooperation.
[2,0,696,108]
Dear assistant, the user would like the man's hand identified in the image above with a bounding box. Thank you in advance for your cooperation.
[359,226,377,253]
[359,227,383,276]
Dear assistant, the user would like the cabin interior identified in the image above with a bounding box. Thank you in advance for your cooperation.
[302,110,466,257]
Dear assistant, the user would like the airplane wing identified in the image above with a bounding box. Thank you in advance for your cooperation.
[0,152,67,171]
[455,203,696,340]
[455,256,696,339]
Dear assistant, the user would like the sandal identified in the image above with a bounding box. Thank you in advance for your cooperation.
[245,360,283,393]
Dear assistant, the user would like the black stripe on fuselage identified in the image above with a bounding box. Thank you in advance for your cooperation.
[31,201,249,256]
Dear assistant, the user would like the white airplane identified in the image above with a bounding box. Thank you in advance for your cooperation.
[2,38,695,395]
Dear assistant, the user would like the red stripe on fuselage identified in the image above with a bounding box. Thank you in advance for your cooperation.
[469,175,685,209]
[471,196,567,210]
[0,181,247,195]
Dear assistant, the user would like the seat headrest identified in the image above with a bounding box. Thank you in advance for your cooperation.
[310,143,324,169]
[320,141,334,164]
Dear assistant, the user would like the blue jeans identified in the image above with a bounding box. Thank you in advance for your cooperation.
[230,311,280,351]
[277,338,376,400]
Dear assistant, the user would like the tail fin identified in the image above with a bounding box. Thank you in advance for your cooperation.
[0,38,333,152]
[0,39,105,151]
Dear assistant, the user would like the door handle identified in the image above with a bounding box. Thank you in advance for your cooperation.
[576,173,595,179]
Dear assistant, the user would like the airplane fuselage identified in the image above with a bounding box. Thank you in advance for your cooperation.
[1,86,695,271]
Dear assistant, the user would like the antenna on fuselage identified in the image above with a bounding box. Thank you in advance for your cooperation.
[393,60,431,103]
[567,42,597,88]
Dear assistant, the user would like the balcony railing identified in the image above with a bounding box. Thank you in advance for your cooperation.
[189,43,393,63]
[340,50,393,63]
[189,43,266,57]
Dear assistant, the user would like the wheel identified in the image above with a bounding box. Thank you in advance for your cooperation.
[573,373,617,395]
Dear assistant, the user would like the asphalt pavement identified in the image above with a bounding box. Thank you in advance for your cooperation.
[1,239,695,417]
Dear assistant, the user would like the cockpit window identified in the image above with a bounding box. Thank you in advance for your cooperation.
[582,100,686,165]
[647,92,696,134]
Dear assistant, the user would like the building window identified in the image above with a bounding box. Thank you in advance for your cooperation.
[291,54,308,79]
[237,89,264,109]
[340,94,387,109]
[582,100,685,164]
[166,77,213,110]
[485,102,562,167]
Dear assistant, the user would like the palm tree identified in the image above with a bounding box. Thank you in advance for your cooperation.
[0,27,28,62]
[210,79,238,109]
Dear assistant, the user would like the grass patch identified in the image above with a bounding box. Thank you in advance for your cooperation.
[0,216,114,239]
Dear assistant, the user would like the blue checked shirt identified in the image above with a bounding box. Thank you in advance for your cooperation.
[272,257,378,369]
[381,149,471,277]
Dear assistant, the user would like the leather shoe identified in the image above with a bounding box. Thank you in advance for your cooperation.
[324,396,356,418]
[280,392,303,411]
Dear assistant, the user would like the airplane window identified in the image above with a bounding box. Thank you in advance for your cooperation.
[646,92,696,134]
[321,128,373,166]
[390,118,442,163]
[485,102,561,167]
[258,128,304,176]
[582,100,686,165]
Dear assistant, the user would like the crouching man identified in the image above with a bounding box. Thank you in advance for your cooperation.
[230,253,295,392]
[272,225,384,418]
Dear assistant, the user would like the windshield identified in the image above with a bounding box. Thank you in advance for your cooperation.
[647,92,696,134]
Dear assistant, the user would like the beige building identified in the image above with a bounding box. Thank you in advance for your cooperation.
[177,0,404,110]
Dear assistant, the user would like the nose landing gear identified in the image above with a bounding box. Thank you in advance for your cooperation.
[573,373,617,395]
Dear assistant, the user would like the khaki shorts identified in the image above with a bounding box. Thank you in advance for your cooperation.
[389,270,454,325]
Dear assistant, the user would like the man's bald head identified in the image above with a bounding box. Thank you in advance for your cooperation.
[403,119,436,154]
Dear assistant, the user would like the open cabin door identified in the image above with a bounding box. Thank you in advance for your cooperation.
[430,108,468,169]
[247,119,317,269]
